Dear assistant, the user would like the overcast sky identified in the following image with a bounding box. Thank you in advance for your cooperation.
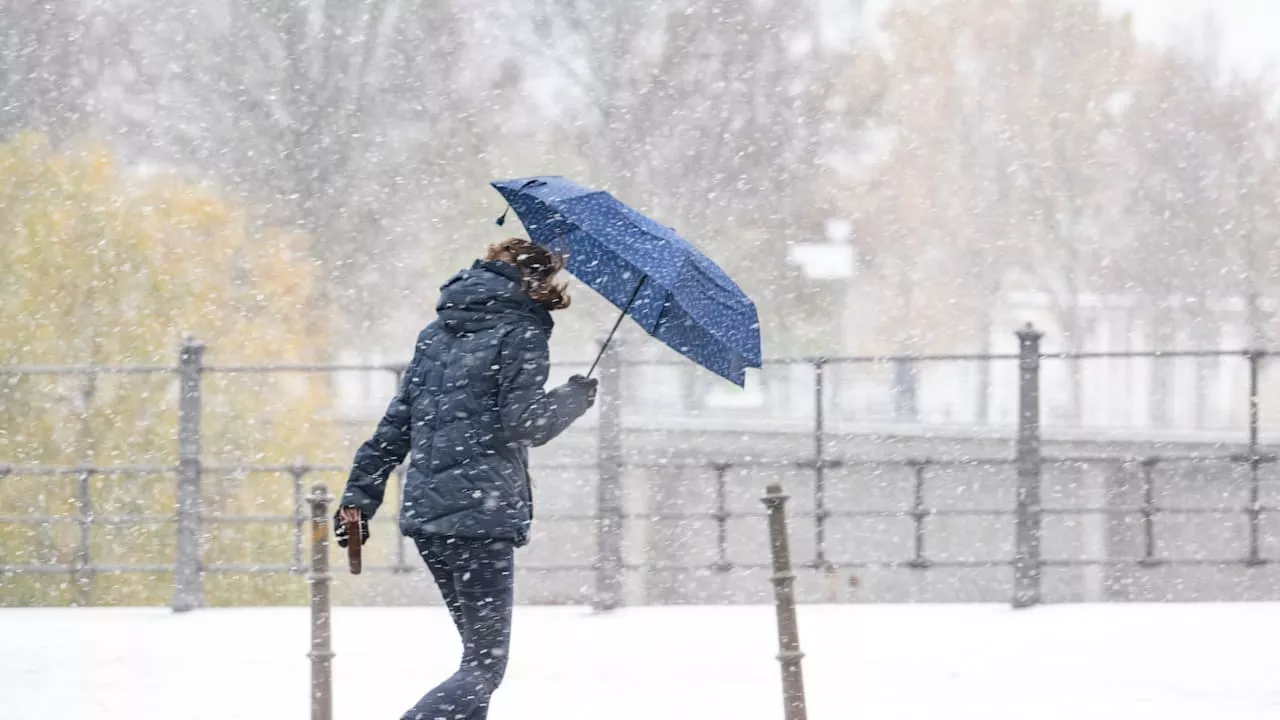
[846,1,1280,77]
[1103,0,1278,76]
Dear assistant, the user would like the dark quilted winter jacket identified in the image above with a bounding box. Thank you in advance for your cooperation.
[339,260,593,546]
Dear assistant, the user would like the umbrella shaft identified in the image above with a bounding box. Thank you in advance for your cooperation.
[588,275,648,378]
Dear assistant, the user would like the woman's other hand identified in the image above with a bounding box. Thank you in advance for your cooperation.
[334,506,370,548]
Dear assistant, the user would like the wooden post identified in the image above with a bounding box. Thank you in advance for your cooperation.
[307,484,334,720]
[762,483,808,720]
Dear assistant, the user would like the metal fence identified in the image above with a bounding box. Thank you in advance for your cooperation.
[1,325,1277,610]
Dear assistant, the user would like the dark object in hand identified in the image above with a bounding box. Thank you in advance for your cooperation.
[334,506,368,575]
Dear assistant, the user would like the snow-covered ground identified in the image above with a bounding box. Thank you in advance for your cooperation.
[4,603,1279,719]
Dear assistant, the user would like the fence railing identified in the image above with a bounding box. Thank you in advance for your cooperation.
[1,325,1277,610]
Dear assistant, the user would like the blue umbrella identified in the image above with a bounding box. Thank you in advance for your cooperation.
[491,176,762,386]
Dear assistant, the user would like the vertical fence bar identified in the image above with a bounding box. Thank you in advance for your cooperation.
[1139,458,1159,566]
[1246,350,1264,565]
[908,461,930,568]
[594,343,624,612]
[73,371,96,606]
[172,336,205,613]
[977,346,992,425]
[74,468,94,605]
[307,484,334,720]
[291,464,307,573]
[892,357,917,421]
[1013,324,1043,609]
[712,463,731,572]
[762,483,808,720]
[812,359,829,569]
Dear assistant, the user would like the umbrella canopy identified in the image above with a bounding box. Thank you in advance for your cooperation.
[491,176,762,386]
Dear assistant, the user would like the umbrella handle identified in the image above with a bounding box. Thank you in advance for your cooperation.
[587,275,647,379]
[495,178,548,226]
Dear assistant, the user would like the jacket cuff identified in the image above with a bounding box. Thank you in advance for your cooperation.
[340,480,383,517]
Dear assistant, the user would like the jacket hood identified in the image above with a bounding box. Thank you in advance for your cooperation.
[436,260,555,336]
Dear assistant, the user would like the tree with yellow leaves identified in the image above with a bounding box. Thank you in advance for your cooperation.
[0,133,341,605]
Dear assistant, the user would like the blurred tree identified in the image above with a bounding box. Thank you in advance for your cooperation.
[825,0,1279,421]
[105,0,880,365]
[1119,47,1280,425]
[0,1,104,139]
[112,0,517,346]
[833,0,1136,343]
[0,132,337,605]
[515,0,879,368]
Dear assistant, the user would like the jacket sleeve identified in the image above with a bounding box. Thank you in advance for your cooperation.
[497,324,592,447]
[340,343,423,517]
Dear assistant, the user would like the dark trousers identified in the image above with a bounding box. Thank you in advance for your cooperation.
[402,536,515,720]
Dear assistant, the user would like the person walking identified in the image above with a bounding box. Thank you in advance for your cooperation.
[335,237,598,720]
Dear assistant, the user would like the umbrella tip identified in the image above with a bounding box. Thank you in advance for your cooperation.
[496,205,510,226]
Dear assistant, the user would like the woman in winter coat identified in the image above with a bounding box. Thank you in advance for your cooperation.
[335,237,598,720]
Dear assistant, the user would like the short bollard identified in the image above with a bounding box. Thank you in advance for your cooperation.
[307,484,334,720]
[762,483,808,720]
